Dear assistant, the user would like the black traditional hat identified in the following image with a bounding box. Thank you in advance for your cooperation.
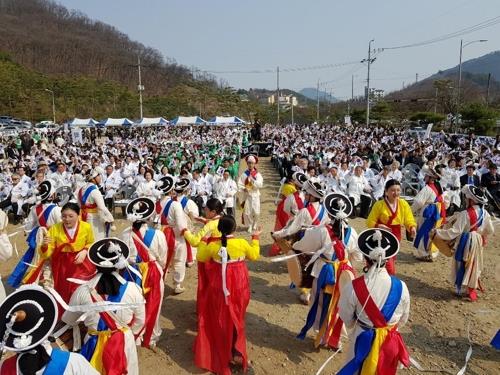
[461,184,488,205]
[156,176,174,194]
[358,228,399,261]
[174,178,191,193]
[88,238,130,269]
[324,192,353,220]
[304,180,324,199]
[291,171,308,188]
[36,180,54,202]
[125,197,155,222]
[0,285,57,352]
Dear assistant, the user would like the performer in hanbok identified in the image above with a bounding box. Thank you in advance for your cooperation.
[337,228,410,375]
[121,197,167,348]
[155,176,188,294]
[39,202,95,310]
[295,193,362,350]
[238,154,263,233]
[272,180,328,304]
[62,238,145,375]
[270,171,307,256]
[0,285,99,375]
[412,166,448,261]
[8,180,62,288]
[77,169,114,241]
[0,209,13,302]
[366,179,416,274]
[194,215,260,375]
[432,185,494,301]
[174,178,199,266]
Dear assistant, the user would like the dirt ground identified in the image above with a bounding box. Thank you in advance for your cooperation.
[2,157,499,374]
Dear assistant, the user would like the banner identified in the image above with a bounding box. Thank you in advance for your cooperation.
[71,128,83,144]
[424,123,433,139]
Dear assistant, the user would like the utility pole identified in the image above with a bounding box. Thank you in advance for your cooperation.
[365,39,375,126]
[291,99,294,125]
[434,87,438,114]
[316,79,320,123]
[276,66,280,125]
[351,75,354,101]
[137,56,144,119]
[44,89,56,123]
[416,73,419,84]
[486,73,491,105]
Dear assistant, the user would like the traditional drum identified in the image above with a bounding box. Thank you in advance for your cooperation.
[286,250,314,289]
[274,230,303,255]
[431,231,454,257]
[51,321,87,352]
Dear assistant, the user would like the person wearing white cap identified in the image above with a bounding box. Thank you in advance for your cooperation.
[121,197,167,348]
[237,154,263,233]
[76,169,114,241]
[295,193,362,350]
[432,185,494,301]
[272,180,327,304]
[412,165,448,261]
[154,176,189,294]
[62,238,145,375]
[337,229,410,375]
[0,285,99,374]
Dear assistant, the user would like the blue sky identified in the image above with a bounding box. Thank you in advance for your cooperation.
[57,0,500,99]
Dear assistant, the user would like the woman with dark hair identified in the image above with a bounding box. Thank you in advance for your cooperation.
[39,202,95,312]
[193,215,260,375]
[136,170,160,200]
[366,179,416,274]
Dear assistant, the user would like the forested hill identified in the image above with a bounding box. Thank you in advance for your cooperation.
[0,0,215,95]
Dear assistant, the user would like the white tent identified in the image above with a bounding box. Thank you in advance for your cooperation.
[98,118,133,126]
[207,116,246,125]
[69,118,98,127]
[135,117,170,126]
[170,116,207,125]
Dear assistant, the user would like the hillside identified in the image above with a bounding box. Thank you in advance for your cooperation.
[0,0,209,96]
[299,87,338,103]
[436,50,500,82]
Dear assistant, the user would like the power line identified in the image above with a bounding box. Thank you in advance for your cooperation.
[203,60,362,74]
[381,15,500,50]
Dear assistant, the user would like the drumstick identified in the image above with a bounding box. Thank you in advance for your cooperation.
[270,251,315,262]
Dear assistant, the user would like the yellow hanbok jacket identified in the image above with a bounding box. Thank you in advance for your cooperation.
[197,237,260,262]
[366,198,416,230]
[184,219,222,247]
[42,221,95,259]
[281,183,296,198]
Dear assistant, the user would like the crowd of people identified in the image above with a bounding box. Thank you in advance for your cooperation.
[0,122,497,374]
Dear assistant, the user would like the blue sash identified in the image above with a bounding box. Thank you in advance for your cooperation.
[81,185,97,205]
[136,228,155,263]
[81,282,128,361]
[315,206,325,224]
[414,203,440,251]
[337,276,403,375]
[297,262,335,340]
[7,227,40,288]
[161,198,174,222]
[343,227,352,247]
[180,196,188,209]
[40,204,56,226]
[491,329,500,350]
[43,349,70,374]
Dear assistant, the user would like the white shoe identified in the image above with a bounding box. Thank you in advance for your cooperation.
[247,227,253,234]
[174,285,185,294]
[299,292,310,305]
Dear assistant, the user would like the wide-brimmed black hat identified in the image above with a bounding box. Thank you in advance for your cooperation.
[0,285,58,352]
[304,180,324,199]
[88,238,130,269]
[156,176,174,194]
[37,180,55,202]
[126,197,155,222]
[358,228,399,261]
[324,192,353,220]
[174,178,191,193]
[462,184,488,205]
[291,171,308,188]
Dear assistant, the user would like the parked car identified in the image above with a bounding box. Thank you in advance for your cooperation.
[34,121,60,132]
[0,126,19,137]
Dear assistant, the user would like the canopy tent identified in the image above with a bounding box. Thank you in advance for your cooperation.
[98,118,133,126]
[135,117,170,126]
[69,118,98,127]
[207,116,246,125]
[170,116,207,125]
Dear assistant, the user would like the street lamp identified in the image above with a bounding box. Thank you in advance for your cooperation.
[44,89,56,124]
[457,39,487,116]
